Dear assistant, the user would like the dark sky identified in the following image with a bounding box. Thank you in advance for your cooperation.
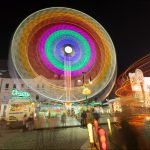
[0,0,150,76]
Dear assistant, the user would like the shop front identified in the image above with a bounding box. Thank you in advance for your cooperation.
[6,89,35,128]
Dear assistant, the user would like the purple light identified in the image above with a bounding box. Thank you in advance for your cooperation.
[38,24,96,76]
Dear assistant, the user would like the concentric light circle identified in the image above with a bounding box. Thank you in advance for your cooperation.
[10,7,117,102]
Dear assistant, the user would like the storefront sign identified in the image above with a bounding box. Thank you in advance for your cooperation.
[11,89,30,99]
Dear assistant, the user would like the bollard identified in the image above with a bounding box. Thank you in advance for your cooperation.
[87,123,94,146]
[107,118,112,135]
[98,128,108,150]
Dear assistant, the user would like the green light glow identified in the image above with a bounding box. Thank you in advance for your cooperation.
[11,89,30,98]
[45,30,91,71]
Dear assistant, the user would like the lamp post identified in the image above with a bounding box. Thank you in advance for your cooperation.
[0,73,3,116]
[82,72,85,86]
[89,76,93,84]
[0,74,3,92]
[82,72,91,98]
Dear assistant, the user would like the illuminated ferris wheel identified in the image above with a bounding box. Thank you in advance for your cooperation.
[10,7,117,102]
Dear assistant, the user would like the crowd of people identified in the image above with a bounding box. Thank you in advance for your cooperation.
[80,107,100,128]
[21,107,100,131]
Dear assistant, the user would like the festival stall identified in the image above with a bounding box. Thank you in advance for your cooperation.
[6,89,35,122]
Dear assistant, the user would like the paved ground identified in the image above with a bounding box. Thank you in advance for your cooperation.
[110,123,150,150]
[0,125,117,150]
[0,127,88,150]
[0,114,118,150]
[34,116,81,129]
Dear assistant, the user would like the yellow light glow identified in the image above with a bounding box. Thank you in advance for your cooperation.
[89,79,93,84]
[87,123,94,144]
[65,102,72,108]
[100,135,106,143]
[82,87,91,95]
[107,118,112,135]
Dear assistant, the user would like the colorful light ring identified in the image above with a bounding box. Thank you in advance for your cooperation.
[41,26,93,75]
[10,7,117,102]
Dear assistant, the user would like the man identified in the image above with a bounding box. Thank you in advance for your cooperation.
[22,114,28,132]
[81,110,87,128]
[92,107,100,121]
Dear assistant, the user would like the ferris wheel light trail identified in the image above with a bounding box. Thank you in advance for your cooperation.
[64,56,71,102]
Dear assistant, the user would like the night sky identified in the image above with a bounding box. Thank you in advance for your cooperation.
[0,1,150,76]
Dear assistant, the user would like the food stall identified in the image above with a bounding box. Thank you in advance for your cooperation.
[6,89,35,124]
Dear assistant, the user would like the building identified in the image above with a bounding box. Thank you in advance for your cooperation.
[0,60,48,118]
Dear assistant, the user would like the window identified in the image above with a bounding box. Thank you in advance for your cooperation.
[5,83,9,89]
[13,84,16,89]
[36,95,39,100]
[37,84,39,89]
[21,84,24,88]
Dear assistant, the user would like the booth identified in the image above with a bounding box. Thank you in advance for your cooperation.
[6,89,35,123]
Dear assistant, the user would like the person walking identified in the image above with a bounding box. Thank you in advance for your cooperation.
[22,114,28,132]
[27,113,34,130]
[86,109,92,124]
[81,110,87,128]
[92,107,100,121]
[61,112,66,126]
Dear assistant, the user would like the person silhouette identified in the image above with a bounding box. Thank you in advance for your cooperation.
[81,110,87,128]
[22,114,28,132]
[61,112,66,126]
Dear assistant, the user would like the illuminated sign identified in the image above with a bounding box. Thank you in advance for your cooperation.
[11,89,30,99]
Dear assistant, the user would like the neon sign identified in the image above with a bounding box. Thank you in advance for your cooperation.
[11,89,30,98]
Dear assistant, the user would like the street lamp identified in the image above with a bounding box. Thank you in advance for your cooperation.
[89,76,93,84]
[82,87,91,95]
[82,72,85,86]
[82,72,91,95]
[0,75,3,92]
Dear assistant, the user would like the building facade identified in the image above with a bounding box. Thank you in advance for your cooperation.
[0,77,46,118]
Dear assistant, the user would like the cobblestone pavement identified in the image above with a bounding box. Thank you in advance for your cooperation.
[0,127,89,150]
[0,114,118,150]
[0,125,117,150]
[34,116,80,129]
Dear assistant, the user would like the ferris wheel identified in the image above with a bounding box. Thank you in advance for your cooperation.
[10,7,117,102]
